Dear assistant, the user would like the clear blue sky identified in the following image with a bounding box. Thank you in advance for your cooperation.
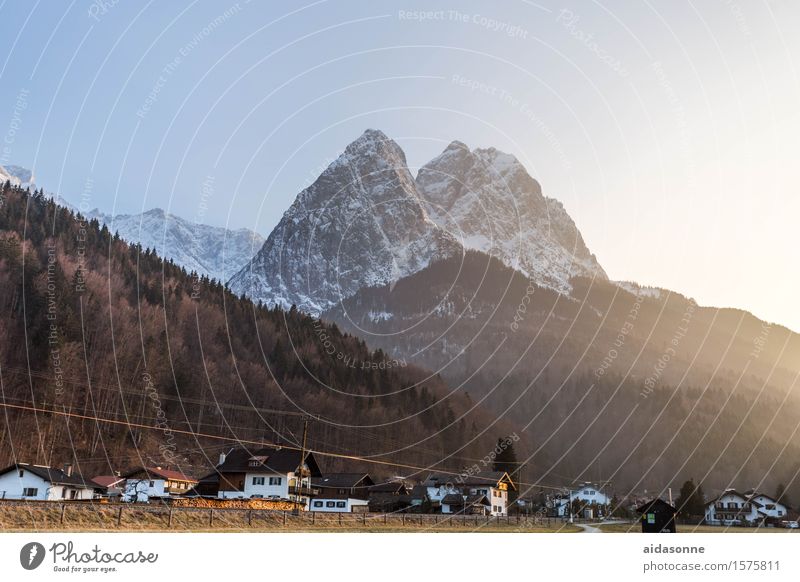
[1,0,798,331]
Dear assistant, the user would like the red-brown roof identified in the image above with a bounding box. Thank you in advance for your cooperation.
[91,475,125,488]
[124,466,196,483]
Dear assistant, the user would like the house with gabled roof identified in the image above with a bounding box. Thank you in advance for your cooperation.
[745,492,789,523]
[122,466,197,502]
[637,498,678,533]
[310,473,374,512]
[705,489,790,526]
[704,489,758,525]
[213,447,322,509]
[441,493,491,515]
[368,480,411,513]
[91,474,126,498]
[424,471,515,516]
[0,463,97,501]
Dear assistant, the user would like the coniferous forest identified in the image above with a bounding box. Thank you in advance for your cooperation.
[0,184,509,478]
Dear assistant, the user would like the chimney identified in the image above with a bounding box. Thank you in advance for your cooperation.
[218,452,226,466]
[63,463,73,477]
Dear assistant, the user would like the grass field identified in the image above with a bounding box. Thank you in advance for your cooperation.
[0,503,582,533]
[597,522,798,533]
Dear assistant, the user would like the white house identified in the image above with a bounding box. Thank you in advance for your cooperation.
[122,466,197,502]
[424,472,515,516]
[705,490,789,525]
[310,473,373,513]
[214,447,322,509]
[571,483,610,506]
[423,474,461,506]
[0,463,97,501]
[548,484,610,518]
[705,490,758,525]
[550,494,570,517]
[747,493,788,521]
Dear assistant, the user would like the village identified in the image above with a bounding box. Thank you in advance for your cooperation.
[0,445,798,532]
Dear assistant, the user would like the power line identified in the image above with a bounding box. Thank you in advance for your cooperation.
[2,367,540,470]
[0,401,566,491]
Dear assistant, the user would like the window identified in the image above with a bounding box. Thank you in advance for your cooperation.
[326,501,336,508]
[313,501,323,508]
[778,510,784,516]
[22,488,38,497]
[62,489,68,498]
[149,481,155,487]
[18,470,24,478]
[336,501,346,508]
[70,490,77,500]
[269,477,282,486]
[253,477,265,486]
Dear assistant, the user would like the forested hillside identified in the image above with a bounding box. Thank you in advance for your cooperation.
[0,185,510,479]
[325,251,800,498]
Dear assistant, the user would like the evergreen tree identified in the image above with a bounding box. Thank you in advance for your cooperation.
[493,436,518,475]
[775,483,791,509]
[676,478,705,516]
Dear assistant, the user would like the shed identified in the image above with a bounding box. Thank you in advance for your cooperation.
[637,498,678,533]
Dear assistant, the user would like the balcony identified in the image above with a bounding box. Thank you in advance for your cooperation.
[714,504,751,512]
[288,485,320,496]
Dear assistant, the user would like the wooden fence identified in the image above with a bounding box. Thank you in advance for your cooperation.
[0,500,563,531]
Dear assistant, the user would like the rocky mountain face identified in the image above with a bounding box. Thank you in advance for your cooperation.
[415,141,606,293]
[228,130,610,313]
[85,207,264,282]
[228,129,462,313]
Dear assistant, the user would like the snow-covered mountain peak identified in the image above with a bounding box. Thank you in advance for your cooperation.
[1,164,34,186]
[416,141,606,293]
[227,130,462,314]
[85,207,265,281]
[0,164,35,188]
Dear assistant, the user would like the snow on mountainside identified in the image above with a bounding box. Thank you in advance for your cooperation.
[415,141,606,293]
[2,165,34,186]
[0,164,33,187]
[2,164,262,280]
[85,208,265,282]
[228,129,462,314]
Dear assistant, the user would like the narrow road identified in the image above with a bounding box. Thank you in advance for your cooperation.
[575,522,603,533]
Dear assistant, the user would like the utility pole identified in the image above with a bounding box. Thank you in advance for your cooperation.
[568,486,574,524]
[293,417,310,516]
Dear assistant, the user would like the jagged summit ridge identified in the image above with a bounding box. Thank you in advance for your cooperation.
[84,207,265,282]
[227,129,462,314]
[415,140,606,293]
